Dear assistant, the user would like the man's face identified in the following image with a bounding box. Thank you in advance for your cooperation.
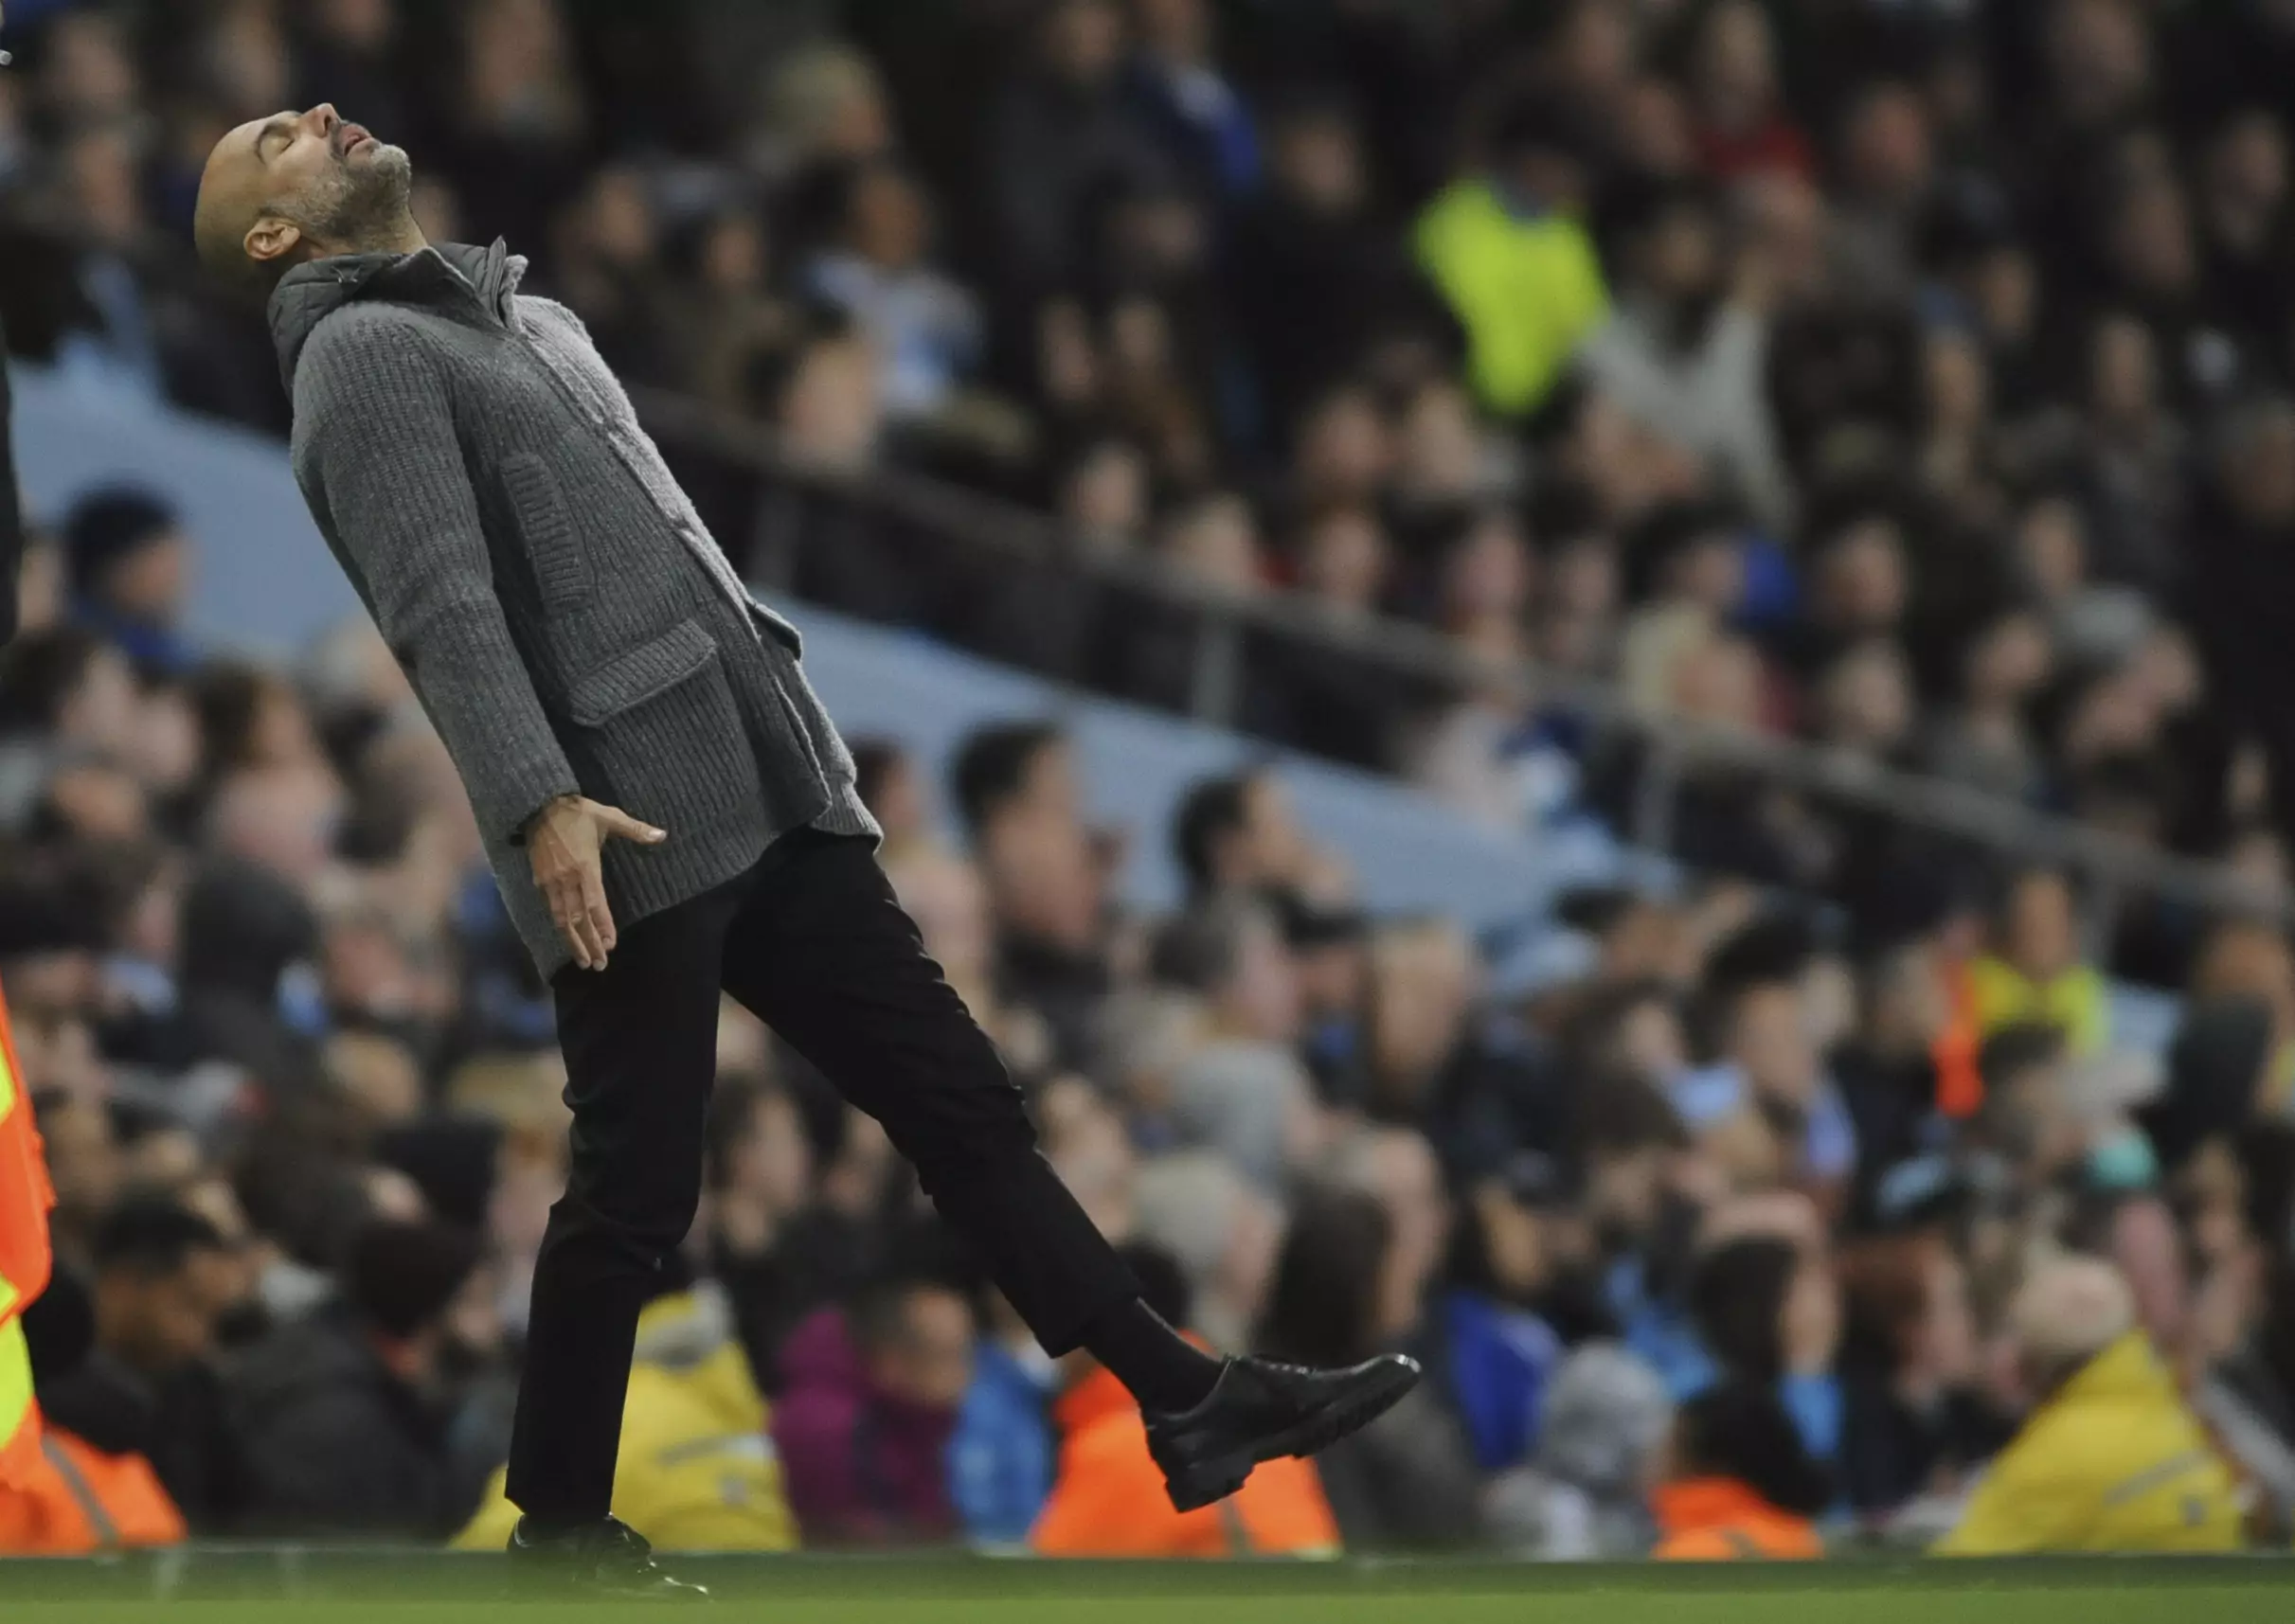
[1822,521,1908,630]
[1274,116,1362,214]
[1369,928,1476,1086]
[1993,1063,2079,1177]
[1730,984,1819,1106]
[1587,1145,1665,1243]
[1471,1182,1551,1299]
[100,1260,224,1374]
[1040,1079,1134,1236]
[1612,996,1689,1081]
[105,532,188,622]
[874,1288,975,1411]
[2004,873,2077,977]
[1645,206,1718,300]
[987,831,1103,955]
[40,1097,122,1230]
[198,103,413,275]
[1371,1133,1449,1286]
[59,643,138,757]
[888,851,988,980]
[849,167,926,269]
[1223,914,1303,1044]
[1238,776,1308,883]
[728,1092,814,1218]
[1874,948,1950,1051]
[1020,741,1084,826]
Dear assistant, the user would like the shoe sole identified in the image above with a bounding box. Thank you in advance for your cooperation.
[1164,1355,1423,1513]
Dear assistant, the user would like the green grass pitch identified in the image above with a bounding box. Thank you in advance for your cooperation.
[4,1551,2292,1623]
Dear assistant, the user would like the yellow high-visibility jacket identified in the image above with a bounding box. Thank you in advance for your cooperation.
[455,1290,796,1552]
[1413,178,1608,419]
[1937,1332,2243,1555]
[1966,955,2109,1057]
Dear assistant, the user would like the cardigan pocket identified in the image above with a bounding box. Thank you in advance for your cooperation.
[501,453,593,610]
[568,618,755,830]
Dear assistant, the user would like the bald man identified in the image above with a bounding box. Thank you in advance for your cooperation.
[193,107,1415,1595]
[1937,1256,2240,1554]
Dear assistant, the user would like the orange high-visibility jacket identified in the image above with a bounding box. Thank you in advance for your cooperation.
[0,977,55,1488]
[0,1424,187,1553]
[1650,1477,1823,1561]
[1031,1362,1341,1559]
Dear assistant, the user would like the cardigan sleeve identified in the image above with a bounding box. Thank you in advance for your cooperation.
[296,315,580,845]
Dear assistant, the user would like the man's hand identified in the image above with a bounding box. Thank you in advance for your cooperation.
[526,794,666,971]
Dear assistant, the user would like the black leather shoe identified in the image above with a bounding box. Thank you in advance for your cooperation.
[1145,1352,1421,1512]
[508,1514,708,1599]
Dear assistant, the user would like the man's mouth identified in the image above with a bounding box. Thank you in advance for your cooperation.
[340,124,376,156]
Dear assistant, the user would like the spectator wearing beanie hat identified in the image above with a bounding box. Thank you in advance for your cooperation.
[61,488,193,675]
[225,1217,489,1537]
[1501,1342,1673,1559]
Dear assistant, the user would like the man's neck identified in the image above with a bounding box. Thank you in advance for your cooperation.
[313,218,430,261]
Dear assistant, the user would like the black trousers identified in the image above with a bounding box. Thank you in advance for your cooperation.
[504,830,1137,1523]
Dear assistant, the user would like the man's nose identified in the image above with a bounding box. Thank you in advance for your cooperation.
[308,103,340,135]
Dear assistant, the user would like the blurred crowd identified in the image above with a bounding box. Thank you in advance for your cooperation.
[6,0,2295,1564]
[4,588,2295,1555]
[9,0,2295,993]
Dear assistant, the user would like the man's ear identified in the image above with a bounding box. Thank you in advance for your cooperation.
[243,216,305,267]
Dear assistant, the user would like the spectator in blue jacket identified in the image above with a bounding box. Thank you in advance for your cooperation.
[1690,1234,1844,1474]
[946,1291,1055,1546]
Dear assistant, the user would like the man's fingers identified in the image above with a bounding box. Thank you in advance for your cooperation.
[550,889,595,970]
[547,892,592,971]
[568,893,607,970]
[538,809,639,968]
[595,803,667,846]
[581,865,619,955]
[547,872,601,970]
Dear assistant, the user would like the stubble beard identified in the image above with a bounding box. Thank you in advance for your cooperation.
[291,141,417,253]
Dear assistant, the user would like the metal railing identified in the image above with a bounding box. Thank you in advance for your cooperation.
[631,388,2295,943]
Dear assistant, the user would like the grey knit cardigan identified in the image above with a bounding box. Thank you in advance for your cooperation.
[273,240,875,979]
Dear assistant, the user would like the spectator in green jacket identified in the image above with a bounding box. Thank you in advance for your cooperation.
[1414,99,1609,419]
